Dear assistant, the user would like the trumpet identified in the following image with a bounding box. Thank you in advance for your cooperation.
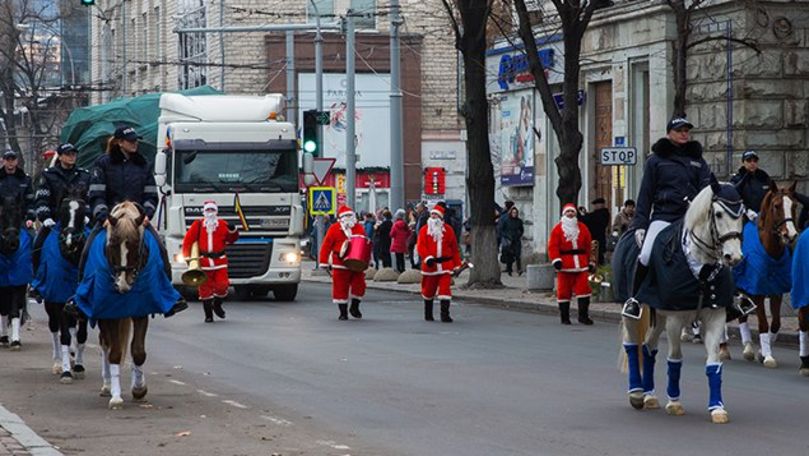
[588,239,604,284]
[181,241,208,287]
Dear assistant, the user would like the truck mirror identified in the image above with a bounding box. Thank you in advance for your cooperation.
[154,150,167,187]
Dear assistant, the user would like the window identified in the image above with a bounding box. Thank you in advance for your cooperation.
[154,6,161,62]
[174,148,299,193]
[307,0,334,20]
[351,0,376,30]
[142,12,148,64]
[177,0,207,89]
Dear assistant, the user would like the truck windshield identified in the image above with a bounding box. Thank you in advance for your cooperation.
[174,149,298,193]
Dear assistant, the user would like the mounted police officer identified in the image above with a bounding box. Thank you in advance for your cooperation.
[730,150,770,220]
[622,117,714,319]
[32,143,91,269]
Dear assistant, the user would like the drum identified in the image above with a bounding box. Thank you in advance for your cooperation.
[343,235,372,272]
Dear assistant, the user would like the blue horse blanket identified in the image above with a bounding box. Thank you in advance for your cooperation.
[74,228,179,319]
[0,229,33,287]
[790,230,809,310]
[31,225,88,303]
[733,221,791,296]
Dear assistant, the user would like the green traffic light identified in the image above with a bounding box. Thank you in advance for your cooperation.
[81,0,96,5]
[303,140,317,153]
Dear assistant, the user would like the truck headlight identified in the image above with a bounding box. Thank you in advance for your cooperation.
[280,252,300,264]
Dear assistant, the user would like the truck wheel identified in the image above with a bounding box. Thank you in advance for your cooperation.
[251,286,272,298]
[273,284,298,302]
[234,286,252,301]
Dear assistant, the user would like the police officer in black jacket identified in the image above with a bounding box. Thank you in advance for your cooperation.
[0,150,36,227]
[730,150,770,219]
[622,117,714,319]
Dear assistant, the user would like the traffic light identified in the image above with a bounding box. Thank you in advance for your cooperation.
[80,0,96,5]
[302,109,319,156]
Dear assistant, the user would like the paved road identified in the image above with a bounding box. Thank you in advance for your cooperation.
[4,283,809,455]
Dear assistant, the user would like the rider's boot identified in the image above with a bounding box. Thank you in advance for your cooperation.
[622,263,648,320]
[164,297,189,318]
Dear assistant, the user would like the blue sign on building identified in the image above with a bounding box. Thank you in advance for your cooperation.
[497,49,555,91]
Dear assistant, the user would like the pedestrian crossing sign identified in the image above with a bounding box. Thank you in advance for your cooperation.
[308,186,336,216]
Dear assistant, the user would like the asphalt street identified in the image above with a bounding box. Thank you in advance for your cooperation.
[4,282,809,455]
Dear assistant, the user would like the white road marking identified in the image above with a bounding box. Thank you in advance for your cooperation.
[316,440,351,451]
[196,389,219,398]
[222,400,249,409]
[259,415,293,426]
[168,379,186,386]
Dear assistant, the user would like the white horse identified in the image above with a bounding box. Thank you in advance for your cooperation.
[618,181,744,424]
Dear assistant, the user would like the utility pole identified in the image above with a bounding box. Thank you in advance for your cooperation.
[286,30,295,124]
[219,0,225,90]
[345,11,356,210]
[389,0,404,211]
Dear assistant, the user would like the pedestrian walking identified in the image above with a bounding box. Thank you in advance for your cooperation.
[319,206,368,320]
[374,209,393,269]
[417,204,462,322]
[548,204,595,325]
[181,200,239,323]
[389,209,410,273]
[500,206,524,275]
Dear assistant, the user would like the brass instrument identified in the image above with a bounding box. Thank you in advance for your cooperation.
[181,241,208,287]
[588,239,604,284]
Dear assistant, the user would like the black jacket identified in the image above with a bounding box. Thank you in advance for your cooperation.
[34,164,91,222]
[729,167,771,213]
[89,149,158,222]
[630,138,713,230]
[0,167,35,221]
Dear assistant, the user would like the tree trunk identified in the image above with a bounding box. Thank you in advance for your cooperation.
[672,14,689,117]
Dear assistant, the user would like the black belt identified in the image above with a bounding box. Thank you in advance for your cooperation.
[560,249,585,255]
[201,251,226,259]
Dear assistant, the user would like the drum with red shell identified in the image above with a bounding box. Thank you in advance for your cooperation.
[343,235,372,272]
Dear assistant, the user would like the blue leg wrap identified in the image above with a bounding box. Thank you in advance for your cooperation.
[666,359,682,400]
[706,363,724,411]
[624,344,642,392]
[641,345,657,395]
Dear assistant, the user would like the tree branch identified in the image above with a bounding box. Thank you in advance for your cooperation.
[440,0,463,50]
[686,35,761,53]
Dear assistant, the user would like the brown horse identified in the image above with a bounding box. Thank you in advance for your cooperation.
[97,202,149,408]
[738,181,798,367]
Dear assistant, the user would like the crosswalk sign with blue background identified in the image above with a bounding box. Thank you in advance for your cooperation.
[308,186,336,216]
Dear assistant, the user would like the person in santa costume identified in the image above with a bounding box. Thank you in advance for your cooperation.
[547,203,596,325]
[319,205,368,320]
[417,204,462,322]
[182,200,239,322]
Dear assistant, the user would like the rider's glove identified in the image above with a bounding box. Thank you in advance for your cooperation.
[634,229,646,249]
[43,218,56,228]
[745,209,758,221]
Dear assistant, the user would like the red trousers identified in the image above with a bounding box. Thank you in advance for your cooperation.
[199,268,229,300]
[332,268,366,304]
[556,271,591,301]
[421,274,452,301]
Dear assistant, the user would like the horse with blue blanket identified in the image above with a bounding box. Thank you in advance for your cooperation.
[74,201,181,409]
[791,227,809,376]
[0,195,32,350]
[32,191,90,383]
[614,181,744,424]
[732,181,798,368]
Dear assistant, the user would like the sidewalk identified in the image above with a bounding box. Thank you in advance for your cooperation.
[0,405,62,456]
[300,262,801,347]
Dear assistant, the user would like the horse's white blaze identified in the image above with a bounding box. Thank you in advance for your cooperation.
[67,200,79,229]
[783,197,797,239]
[116,242,129,291]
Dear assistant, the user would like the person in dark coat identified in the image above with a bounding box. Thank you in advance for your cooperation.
[436,201,462,243]
[0,150,36,226]
[612,199,635,237]
[500,206,524,275]
[374,209,393,268]
[729,150,771,219]
[496,200,515,247]
[622,117,713,319]
[580,197,610,265]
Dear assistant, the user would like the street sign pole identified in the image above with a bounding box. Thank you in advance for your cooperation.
[346,12,357,210]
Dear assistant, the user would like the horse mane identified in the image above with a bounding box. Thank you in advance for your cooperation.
[109,202,141,241]
[684,185,715,233]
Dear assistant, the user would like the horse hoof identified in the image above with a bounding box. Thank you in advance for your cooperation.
[763,356,778,369]
[60,372,73,384]
[711,409,729,424]
[643,395,660,410]
[108,397,124,410]
[9,340,21,351]
[72,365,85,379]
[719,346,732,361]
[131,386,148,401]
[799,368,809,377]
[52,362,62,375]
[629,391,644,410]
[665,401,685,416]
[100,384,111,397]
[742,343,756,361]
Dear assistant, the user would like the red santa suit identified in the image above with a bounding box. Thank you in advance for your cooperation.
[548,203,593,302]
[182,200,239,300]
[319,206,368,304]
[417,205,462,301]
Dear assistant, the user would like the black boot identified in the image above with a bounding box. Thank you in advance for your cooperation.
[578,296,594,325]
[202,300,214,323]
[440,300,453,323]
[164,298,189,318]
[558,301,571,325]
[212,297,226,319]
[349,298,362,319]
[622,262,648,320]
[338,303,348,320]
[424,300,434,321]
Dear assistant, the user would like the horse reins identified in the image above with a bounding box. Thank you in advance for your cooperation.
[686,196,744,262]
[110,228,148,282]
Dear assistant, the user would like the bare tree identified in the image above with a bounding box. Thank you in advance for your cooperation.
[512,0,597,207]
[440,0,502,288]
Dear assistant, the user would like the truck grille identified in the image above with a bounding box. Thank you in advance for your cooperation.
[225,242,272,279]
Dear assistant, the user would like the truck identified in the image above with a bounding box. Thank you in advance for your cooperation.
[152,93,304,301]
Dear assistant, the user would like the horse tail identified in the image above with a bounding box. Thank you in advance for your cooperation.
[617,319,628,374]
[617,304,651,374]
[118,318,132,367]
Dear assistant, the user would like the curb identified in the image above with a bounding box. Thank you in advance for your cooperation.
[0,404,63,456]
[301,277,800,348]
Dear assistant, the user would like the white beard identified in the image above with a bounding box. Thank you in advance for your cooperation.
[427,218,444,242]
[561,216,579,243]
[340,215,356,236]
[204,214,218,233]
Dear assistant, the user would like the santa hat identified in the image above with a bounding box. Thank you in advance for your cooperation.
[337,205,354,218]
[430,205,445,219]
[203,200,218,212]
[562,203,577,215]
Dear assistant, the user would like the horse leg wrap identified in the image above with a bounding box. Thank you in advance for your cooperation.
[760,333,773,358]
[0,315,7,337]
[75,344,85,366]
[769,331,779,345]
[11,317,20,342]
[641,345,657,395]
[109,364,122,399]
[61,345,72,373]
[800,331,809,357]
[51,332,60,360]
[739,322,752,345]
[706,363,724,411]
[100,351,111,382]
[624,344,642,393]
[69,327,78,353]
[131,366,145,389]
[666,359,682,401]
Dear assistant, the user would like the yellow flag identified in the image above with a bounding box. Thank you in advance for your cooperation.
[233,193,250,231]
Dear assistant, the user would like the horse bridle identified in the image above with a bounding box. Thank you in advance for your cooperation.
[687,196,744,261]
[109,229,148,282]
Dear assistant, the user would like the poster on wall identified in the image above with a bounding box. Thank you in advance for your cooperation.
[491,89,535,187]
[298,73,392,169]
